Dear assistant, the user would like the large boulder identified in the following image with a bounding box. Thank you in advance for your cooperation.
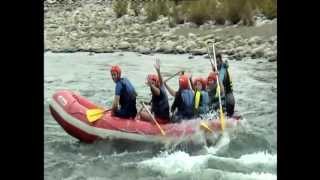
[185,40,197,50]
[136,46,151,54]
[118,41,130,49]
[190,48,207,55]
[248,36,263,45]
[188,33,197,40]
[251,46,265,58]
[175,45,186,54]
[162,40,176,53]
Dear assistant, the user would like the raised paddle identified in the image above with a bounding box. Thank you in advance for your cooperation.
[141,102,166,136]
[164,70,184,83]
[86,108,112,123]
[207,42,226,131]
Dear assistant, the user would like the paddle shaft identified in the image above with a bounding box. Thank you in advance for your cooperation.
[207,42,225,130]
[164,71,183,82]
[141,102,166,136]
[211,44,224,117]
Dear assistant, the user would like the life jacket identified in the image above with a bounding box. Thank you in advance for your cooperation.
[218,63,233,94]
[151,86,170,119]
[194,90,209,115]
[118,78,137,107]
[207,85,226,112]
[177,89,194,118]
[199,90,209,114]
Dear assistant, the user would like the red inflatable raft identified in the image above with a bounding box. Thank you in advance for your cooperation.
[49,90,241,144]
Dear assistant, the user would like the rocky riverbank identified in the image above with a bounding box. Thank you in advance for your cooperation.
[44,0,277,62]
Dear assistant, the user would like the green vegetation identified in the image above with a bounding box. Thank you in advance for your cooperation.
[112,0,128,18]
[112,0,277,26]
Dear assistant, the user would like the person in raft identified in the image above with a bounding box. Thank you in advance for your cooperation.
[164,73,194,122]
[139,59,170,124]
[110,65,137,119]
[214,53,235,116]
[206,71,224,112]
[190,76,210,117]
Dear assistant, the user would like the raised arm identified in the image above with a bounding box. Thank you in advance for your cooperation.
[164,81,176,97]
[146,80,161,96]
[154,58,164,86]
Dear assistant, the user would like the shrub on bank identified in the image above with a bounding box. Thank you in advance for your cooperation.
[129,0,142,16]
[256,0,277,19]
[111,0,276,26]
[144,0,170,22]
[144,0,160,22]
[184,0,211,26]
[112,0,128,18]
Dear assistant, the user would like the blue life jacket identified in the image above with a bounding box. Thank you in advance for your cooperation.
[177,89,194,118]
[198,90,209,114]
[118,78,137,108]
[218,62,233,94]
[151,86,170,119]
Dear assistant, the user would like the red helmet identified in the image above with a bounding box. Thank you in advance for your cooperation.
[110,65,121,80]
[193,77,201,86]
[207,72,217,84]
[200,77,207,89]
[179,75,189,89]
[193,77,207,89]
[147,74,160,87]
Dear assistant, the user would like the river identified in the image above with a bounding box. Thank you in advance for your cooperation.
[44,51,277,180]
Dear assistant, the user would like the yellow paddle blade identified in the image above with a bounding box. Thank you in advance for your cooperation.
[200,122,213,133]
[220,109,225,131]
[195,91,201,109]
[159,127,166,136]
[86,109,104,123]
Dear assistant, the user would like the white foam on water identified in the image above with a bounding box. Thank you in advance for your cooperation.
[111,150,149,157]
[224,171,277,180]
[138,149,277,177]
[239,151,277,165]
[206,132,231,155]
[138,151,210,175]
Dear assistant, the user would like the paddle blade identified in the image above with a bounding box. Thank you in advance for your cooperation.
[200,122,213,133]
[159,128,166,136]
[195,91,201,109]
[86,109,104,123]
[220,109,225,131]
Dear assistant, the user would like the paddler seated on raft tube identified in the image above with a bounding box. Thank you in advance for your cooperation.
[139,59,170,124]
[110,65,138,119]
[164,73,194,122]
[190,76,210,117]
[206,71,225,113]
[209,53,235,117]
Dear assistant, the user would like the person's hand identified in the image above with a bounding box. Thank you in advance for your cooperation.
[154,58,160,71]
[145,79,151,86]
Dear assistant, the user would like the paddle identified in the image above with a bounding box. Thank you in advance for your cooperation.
[141,102,166,136]
[86,108,112,123]
[207,42,226,131]
[164,70,184,83]
[200,122,213,133]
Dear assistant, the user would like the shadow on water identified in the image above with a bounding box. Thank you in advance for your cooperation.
[218,132,273,158]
